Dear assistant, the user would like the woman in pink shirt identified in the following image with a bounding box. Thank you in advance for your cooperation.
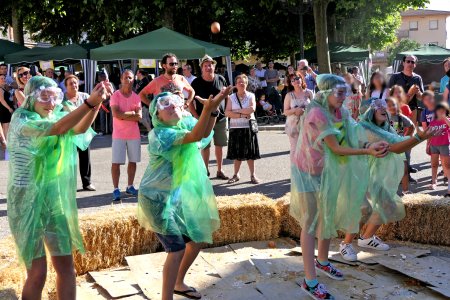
[428,102,450,195]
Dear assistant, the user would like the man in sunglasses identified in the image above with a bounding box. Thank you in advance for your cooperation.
[139,53,195,108]
[190,55,230,180]
[388,55,424,125]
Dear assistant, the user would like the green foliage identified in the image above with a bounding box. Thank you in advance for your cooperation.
[387,38,421,65]
[335,0,429,50]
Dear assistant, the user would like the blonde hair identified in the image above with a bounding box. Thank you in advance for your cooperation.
[16,66,30,87]
[235,74,248,85]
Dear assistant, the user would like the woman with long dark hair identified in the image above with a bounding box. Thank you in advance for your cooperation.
[365,71,388,100]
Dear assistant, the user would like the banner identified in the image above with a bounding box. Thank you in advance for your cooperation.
[138,59,156,68]
[39,60,54,71]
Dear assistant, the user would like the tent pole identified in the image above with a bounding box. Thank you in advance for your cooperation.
[225,56,232,85]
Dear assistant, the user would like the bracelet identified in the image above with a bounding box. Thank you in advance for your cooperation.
[413,133,422,142]
[84,99,95,109]
[363,142,371,149]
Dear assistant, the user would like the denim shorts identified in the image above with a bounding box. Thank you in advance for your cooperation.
[155,233,192,252]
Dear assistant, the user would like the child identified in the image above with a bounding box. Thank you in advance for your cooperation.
[386,97,415,194]
[291,74,388,299]
[389,85,412,119]
[428,102,450,194]
[137,87,232,300]
[343,82,362,120]
[339,99,439,261]
[259,94,275,115]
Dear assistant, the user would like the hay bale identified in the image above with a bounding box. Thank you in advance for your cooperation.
[381,194,450,246]
[275,193,302,238]
[74,207,160,275]
[213,193,282,245]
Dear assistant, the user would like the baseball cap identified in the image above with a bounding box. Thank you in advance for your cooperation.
[200,55,217,66]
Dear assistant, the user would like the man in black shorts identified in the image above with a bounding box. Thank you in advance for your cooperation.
[388,55,424,125]
[189,55,230,179]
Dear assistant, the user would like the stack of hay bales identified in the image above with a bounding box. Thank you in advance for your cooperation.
[213,193,281,244]
[377,194,450,245]
[74,207,160,274]
[276,193,301,238]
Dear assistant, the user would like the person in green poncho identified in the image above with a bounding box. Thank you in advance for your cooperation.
[137,86,232,300]
[290,74,390,300]
[7,76,112,300]
[338,98,440,262]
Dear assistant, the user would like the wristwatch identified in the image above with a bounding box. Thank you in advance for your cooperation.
[211,110,220,117]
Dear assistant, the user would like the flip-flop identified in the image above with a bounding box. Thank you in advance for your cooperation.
[174,287,201,299]
[227,175,240,184]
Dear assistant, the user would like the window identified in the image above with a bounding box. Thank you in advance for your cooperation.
[429,20,438,30]
[429,42,439,46]
[409,21,418,31]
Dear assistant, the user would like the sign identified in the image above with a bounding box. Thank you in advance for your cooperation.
[39,60,54,71]
[138,59,156,68]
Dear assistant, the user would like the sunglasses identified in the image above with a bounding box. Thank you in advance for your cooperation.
[18,71,30,78]
[157,95,184,110]
[291,77,301,82]
[300,67,308,71]
[405,60,416,64]
[168,62,179,67]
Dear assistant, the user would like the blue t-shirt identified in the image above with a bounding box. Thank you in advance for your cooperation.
[420,108,435,125]
[305,74,316,91]
[440,75,449,93]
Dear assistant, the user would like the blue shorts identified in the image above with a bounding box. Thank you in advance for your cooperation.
[155,233,192,252]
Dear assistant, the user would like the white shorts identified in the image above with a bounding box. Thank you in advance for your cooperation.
[112,139,141,164]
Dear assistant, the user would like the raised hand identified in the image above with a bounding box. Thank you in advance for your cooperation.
[417,126,443,140]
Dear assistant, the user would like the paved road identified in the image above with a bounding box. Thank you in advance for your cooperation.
[0,130,442,239]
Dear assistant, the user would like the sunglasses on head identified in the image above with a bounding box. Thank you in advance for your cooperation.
[168,62,179,67]
[405,60,416,64]
[18,71,29,78]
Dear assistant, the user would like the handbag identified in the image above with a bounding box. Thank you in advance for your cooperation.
[235,93,258,133]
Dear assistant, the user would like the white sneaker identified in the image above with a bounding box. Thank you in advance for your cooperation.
[357,235,390,251]
[339,242,357,261]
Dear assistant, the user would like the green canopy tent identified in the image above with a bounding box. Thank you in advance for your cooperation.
[0,39,28,77]
[5,43,100,92]
[91,27,233,83]
[0,39,27,61]
[296,42,371,84]
[393,44,450,72]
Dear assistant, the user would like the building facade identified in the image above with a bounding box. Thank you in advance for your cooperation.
[398,9,450,48]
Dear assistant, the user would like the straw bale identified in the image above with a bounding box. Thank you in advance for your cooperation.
[275,193,302,238]
[213,193,282,245]
[74,206,160,275]
[378,194,450,246]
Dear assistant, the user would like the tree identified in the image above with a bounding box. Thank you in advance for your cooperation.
[313,0,331,73]
[387,39,421,65]
[334,0,429,51]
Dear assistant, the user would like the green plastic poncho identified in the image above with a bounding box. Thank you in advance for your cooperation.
[137,93,220,243]
[7,76,95,269]
[359,99,407,225]
[290,74,369,239]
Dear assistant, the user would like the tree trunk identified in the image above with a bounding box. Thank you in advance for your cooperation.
[11,6,24,45]
[290,52,296,67]
[327,3,336,43]
[313,0,331,73]
[161,1,175,30]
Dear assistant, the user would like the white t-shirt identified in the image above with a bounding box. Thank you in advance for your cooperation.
[370,89,388,100]
[255,69,267,87]
[184,75,196,85]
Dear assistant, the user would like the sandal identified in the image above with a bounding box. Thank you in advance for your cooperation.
[250,175,260,184]
[174,287,201,299]
[227,175,240,184]
[216,171,229,180]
